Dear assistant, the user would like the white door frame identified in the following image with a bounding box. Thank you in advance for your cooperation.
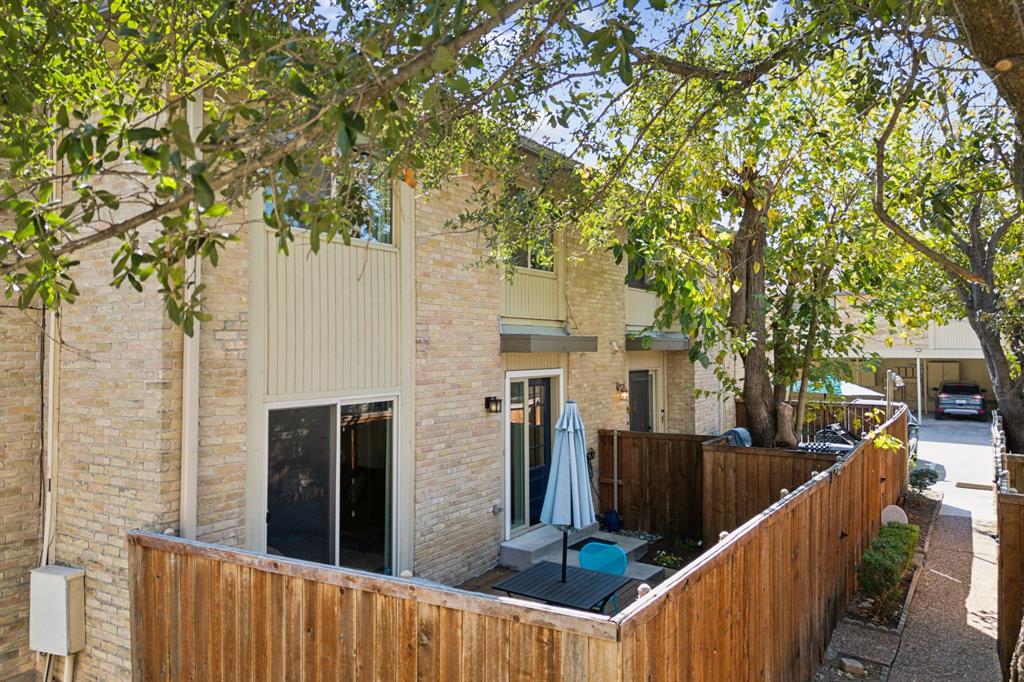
[263,391,401,574]
[503,368,565,540]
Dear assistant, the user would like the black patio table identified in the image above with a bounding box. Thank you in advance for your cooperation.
[492,560,632,612]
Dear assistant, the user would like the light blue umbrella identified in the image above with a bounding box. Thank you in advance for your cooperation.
[540,400,596,582]
[791,377,883,398]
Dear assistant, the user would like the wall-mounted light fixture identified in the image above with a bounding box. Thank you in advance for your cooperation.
[616,382,629,401]
[484,396,503,414]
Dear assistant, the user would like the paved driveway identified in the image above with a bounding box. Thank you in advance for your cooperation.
[888,416,1000,681]
[915,416,994,522]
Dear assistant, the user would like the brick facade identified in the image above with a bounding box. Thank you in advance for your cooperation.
[0,169,734,677]
[413,177,505,584]
[0,308,42,681]
[196,233,249,546]
[51,230,183,680]
[563,229,630,447]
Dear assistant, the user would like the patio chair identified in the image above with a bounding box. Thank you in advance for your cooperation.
[579,543,628,613]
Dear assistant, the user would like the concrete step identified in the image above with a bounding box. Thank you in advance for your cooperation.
[584,530,650,563]
[498,523,599,570]
[536,548,665,582]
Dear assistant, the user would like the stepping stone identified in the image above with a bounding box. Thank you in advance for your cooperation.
[840,657,866,677]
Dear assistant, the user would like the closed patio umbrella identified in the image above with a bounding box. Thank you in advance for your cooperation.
[540,400,597,582]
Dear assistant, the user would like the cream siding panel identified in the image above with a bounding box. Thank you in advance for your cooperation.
[502,352,567,372]
[626,349,666,372]
[502,269,563,321]
[929,319,982,352]
[265,232,401,397]
[625,287,659,328]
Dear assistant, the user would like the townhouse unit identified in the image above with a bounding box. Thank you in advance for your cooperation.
[846,314,992,417]
[0,156,734,679]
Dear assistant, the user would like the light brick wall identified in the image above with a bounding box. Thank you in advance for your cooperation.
[53,230,182,681]
[564,232,629,448]
[196,231,249,546]
[665,350,694,433]
[0,308,42,680]
[413,177,505,584]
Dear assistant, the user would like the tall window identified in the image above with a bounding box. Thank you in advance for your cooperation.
[264,155,394,245]
[267,400,394,574]
[626,253,651,289]
[511,236,555,272]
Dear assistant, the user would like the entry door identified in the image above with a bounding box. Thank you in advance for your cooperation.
[526,378,553,525]
[507,376,554,534]
[629,370,654,432]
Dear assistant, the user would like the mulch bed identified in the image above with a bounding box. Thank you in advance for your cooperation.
[638,536,708,570]
[903,489,941,552]
[842,490,940,629]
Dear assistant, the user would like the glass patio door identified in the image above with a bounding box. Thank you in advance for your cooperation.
[507,377,553,535]
[266,400,393,574]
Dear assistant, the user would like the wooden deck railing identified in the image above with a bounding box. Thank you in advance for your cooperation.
[130,406,909,681]
[995,411,1024,680]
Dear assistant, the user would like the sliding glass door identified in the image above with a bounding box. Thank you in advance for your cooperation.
[267,399,394,574]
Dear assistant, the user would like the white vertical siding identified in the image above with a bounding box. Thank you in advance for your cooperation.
[625,288,659,328]
[929,319,982,352]
[265,233,401,397]
[502,269,563,321]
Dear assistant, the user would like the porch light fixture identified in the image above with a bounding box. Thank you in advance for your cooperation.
[484,396,503,414]
[616,382,629,401]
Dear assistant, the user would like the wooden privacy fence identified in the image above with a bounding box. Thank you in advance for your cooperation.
[701,441,837,545]
[995,411,1024,679]
[128,533,620,681]
[596,430,707,538]
[611,406,909,681]
[130,407,908,681]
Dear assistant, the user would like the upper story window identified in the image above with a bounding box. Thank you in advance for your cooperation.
[264,154,393,246]
[350,157,393,245]
[511,236,555,272]
[626,253,651,289]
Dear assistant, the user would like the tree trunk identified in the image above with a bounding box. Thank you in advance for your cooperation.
[962,293,1024,451]
[953,247,1024,449]
[729,188,777,447]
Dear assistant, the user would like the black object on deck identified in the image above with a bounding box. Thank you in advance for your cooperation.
[492,561,631,612]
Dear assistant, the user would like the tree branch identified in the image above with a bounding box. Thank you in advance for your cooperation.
[0,0,536,279]
[872,41,986,284]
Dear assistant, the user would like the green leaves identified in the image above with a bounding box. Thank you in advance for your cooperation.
[169,119,196,159]
[191,173,214,209]
[430,45,457,73]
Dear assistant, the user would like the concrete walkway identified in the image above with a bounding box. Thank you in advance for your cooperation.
[888,417,1000,681]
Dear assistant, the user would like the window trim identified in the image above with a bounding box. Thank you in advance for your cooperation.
[264,391,401,575]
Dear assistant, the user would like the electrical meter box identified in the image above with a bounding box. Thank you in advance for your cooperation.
[30,565,85,656]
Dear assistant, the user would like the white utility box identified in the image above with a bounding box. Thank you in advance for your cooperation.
[29,565,86,655]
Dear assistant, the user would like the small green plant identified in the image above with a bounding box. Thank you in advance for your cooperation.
[909,467,940,493]
[856,522,920,605]
[675,537,703,552]
[652,550,686,569]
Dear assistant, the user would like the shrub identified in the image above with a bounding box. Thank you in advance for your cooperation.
[909,467,940,493]
[856,522,920,604]
[652,550,685,569]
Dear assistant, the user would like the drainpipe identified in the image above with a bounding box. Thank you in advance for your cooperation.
[179,96,203,539]
[39,308,60,566]
[179,261,200,540]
